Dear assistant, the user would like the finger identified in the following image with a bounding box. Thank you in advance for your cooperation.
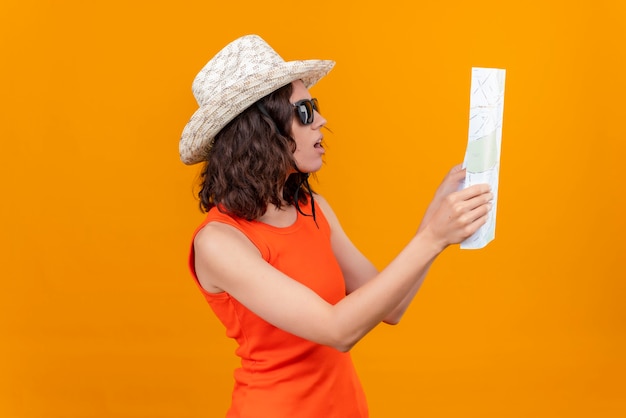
[442,191,490,229]
[465,191,493,211]
[449,167,466,181]
[456,183,491,200]
[441,166,466,187]
[450,163,464,173]
[450,192,492,227]
[461,202,492,233]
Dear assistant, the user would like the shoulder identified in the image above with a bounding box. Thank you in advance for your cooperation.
[312,193,341,231]
[194,220,261,260]
[193,221,262,293]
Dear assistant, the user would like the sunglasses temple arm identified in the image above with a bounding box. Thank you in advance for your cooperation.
[256,102,286,136]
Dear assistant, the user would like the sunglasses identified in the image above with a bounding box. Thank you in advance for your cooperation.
[292,98,320,125]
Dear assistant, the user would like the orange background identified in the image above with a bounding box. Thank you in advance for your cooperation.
[1,0,625,417]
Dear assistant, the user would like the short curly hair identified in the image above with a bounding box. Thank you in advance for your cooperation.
[197,83,311,220]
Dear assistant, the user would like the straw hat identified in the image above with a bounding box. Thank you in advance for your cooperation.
[179,34,335,165]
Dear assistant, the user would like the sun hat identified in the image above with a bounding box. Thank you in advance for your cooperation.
[179,34,335,165]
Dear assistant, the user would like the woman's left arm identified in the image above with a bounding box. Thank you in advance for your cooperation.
[314,194,427,324]
[315,164,467,324]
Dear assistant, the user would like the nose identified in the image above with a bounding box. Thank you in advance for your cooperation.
[313,109,327,129]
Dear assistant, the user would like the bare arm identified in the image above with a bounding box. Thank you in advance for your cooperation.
[194,179,491,352]
[318,165,469,324]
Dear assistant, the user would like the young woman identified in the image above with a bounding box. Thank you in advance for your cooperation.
[180,35,492,418]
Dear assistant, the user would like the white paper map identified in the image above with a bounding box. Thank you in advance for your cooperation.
[461,67,506,249]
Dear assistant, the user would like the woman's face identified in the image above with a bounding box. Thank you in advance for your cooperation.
[290,80,327,173]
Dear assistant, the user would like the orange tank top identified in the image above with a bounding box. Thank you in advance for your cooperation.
[188,199,369,418]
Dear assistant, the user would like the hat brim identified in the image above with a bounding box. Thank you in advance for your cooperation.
[180,59,335,165]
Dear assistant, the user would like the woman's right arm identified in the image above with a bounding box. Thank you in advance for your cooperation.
[193,183,492,352]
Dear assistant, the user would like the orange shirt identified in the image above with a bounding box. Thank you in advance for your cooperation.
[189,200,368,417]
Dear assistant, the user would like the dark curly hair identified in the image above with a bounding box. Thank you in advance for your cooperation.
[197,83,312,220]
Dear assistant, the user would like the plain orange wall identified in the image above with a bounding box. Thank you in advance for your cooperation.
[1,0,625,417]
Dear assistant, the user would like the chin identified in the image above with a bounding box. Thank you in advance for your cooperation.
[304,163,323,173]
[295,160,323,174]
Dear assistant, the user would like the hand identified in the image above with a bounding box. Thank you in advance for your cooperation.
[419,166,493,249]
[418,164,466,232]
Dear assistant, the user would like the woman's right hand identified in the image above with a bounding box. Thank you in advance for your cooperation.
[418,164,466,232]
[420,177,493,251]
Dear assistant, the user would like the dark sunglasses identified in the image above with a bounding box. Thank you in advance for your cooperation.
[292,98,319,125]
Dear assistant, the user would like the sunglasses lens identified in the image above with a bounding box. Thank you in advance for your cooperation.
[295,99,319,125]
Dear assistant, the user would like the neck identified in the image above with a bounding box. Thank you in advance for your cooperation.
[257,202,297,228]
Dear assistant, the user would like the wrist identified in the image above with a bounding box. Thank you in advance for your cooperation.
[414,225,447,259]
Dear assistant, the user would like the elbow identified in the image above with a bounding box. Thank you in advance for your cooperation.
[326,317,403,352]
[333,341,356,353]
[327,328,360,353]
[332,341,356,353]
[383,317,401,326]
[328,332,358,352]
[382,311,404,325]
